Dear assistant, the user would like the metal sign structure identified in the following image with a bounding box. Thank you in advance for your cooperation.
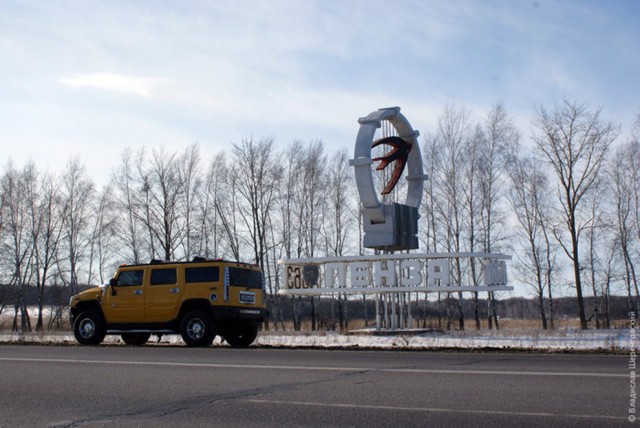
[278,252,512,296]
[278,107,512,330]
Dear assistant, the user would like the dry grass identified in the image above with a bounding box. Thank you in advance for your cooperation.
[265,317,631,333]
[0,307,68,332]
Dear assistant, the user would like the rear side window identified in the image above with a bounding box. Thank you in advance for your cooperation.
[151,268,177,285]
[185,266,219,283]
[228,267,263,289]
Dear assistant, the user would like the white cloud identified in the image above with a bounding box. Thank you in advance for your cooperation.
[1,0,637,187]
[59,73,169,97]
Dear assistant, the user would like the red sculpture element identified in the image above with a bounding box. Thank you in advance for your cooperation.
[371,136,413,195]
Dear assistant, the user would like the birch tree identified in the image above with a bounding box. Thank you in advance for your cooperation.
[608,140,639,311]
[176,144,201,260]
[1,163,35,331]
[60,158,95,295]
[429,105,472,330]
[507,152,556,329]
[111,149,144,264]
[195,152,226,259]
[30,171,65,330]
[533,100,618,328]
[230,137,282,272]
[480,103,517,329]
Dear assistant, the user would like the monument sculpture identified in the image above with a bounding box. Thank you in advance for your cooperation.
[278,107,512,330]
[350,107,426,251]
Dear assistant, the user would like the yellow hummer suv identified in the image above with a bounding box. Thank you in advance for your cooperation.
[69,257,268,347]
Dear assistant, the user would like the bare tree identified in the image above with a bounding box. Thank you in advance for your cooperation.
[507,151,556,329]
[420,132,443,329]
[86,185,117,286]
[215,155,243,261]
[279,141,303,259]
[276,141,304,330]
[634,115,640,244]
[479,103,518,329]
[1,162,36,332]
[59,158,96,295]
[462,125,483,330]
[429,105,473,330]
[298,141,326,260]
[111,149,144,264]
[323,149,353,257]
[584,184,607,328]
[533,100,618,329]
[30,171,66,330]
[195,152,226,259]
[608,140,640,311]
[323,150,354,330]
[297,141,327,330]
[138,147,184,261]
[230,137,282,271]
[176,144,201,260]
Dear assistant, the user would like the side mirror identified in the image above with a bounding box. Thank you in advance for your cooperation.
[109,278,118,296]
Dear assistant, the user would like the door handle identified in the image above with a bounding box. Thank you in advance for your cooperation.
[170,288,180,294]
[134,289,143,295]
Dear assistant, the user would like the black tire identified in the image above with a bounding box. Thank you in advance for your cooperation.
[121,332,151,346]
[73,311,106,345]
[180,309,216,347]
[224,324,258,348]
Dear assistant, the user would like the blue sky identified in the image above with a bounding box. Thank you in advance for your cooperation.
[1,0,638,184]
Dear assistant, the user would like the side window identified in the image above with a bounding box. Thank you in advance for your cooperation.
[116,270,144,286]
[151,268,177,285]
[228,267,263,289]
[185,266,219,283]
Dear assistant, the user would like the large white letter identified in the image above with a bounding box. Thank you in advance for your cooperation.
[483,260,508,285]
[350,262,372,287]
[325,263,346,288]
[373,261,396,287]
[427,259,450,287]
[400,259,423,286]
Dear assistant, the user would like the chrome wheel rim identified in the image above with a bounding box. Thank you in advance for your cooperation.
[187,318,205,339]
[79,318,95,339]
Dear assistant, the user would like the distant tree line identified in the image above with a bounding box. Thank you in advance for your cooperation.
[0,100,638,332]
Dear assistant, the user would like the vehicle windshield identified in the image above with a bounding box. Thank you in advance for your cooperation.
[228,267,262,289]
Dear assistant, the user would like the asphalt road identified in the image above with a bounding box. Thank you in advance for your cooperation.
[0,345,632,427]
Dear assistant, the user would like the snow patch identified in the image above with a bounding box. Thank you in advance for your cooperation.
[0,329,631,352]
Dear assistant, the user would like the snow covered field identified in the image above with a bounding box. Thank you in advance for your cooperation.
[0,328,633,352]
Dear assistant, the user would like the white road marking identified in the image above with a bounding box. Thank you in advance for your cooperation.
[244,399,626,421]
[0,357,626,378]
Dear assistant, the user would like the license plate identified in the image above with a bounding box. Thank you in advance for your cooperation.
[239,291,256,304]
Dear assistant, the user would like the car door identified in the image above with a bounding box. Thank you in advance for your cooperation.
[104,268,146,323]
[145,267,181,322]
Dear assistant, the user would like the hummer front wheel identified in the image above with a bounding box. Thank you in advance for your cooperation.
[73,311,106,345]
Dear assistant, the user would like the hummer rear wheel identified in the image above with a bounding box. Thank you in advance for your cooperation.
[180,309,215,347]
[224,324,258,348]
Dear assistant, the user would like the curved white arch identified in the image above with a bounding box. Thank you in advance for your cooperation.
[350,107,426,222]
